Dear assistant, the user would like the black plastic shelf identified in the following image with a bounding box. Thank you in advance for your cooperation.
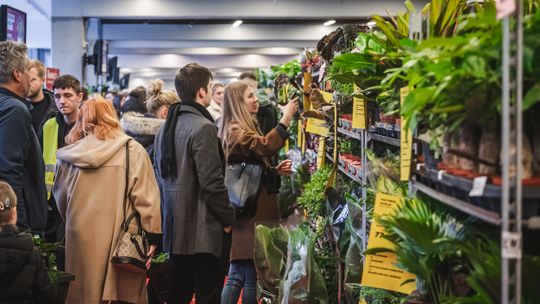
[413,167,540,229]
[326,152,362,184]
[368,132,400,147]
[337,127,362,140]
[413,181,502,225]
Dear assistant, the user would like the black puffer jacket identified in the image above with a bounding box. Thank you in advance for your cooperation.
[0,225,58,303]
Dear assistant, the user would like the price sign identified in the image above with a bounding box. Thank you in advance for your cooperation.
[361,193,416,294]
[352,97,366,129]
[305,118,330,137]
[400,87,413,181]
[317,137,326,169]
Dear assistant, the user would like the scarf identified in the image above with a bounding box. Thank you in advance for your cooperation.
[159,100,218,178]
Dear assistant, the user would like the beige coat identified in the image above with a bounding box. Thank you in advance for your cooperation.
[53,132,162,304]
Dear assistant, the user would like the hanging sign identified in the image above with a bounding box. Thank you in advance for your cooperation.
[284,139,290,153]
[320,90,333,104]
[45,67,60,91]
[317,137,326,169]
[400,87,413,181]
[305,118,329,137]
[361,193,416,294]
[352,97,367,130]
[297,120,303,149]
[352,85,366,129]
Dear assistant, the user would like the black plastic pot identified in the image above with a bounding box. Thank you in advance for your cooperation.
[57,272,75,302]
[148,263,171,304]
[421,141,439,169]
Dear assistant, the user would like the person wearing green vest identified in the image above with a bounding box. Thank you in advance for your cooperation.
[39,75,83,248]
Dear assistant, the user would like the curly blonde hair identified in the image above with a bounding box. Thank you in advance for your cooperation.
[146,79,179,115]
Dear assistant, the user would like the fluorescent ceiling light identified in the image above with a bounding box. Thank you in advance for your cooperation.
[232,20,243,28]
[323,20,336,26]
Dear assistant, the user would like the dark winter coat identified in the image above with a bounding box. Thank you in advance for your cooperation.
[29,89,57,134]
[0,224,58,303]
[0,88,48,235]
[154,104,235,258]
[121,112,164,162]
[224,123,289,260]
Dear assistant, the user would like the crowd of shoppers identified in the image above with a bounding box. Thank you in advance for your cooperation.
[0,40,297,304]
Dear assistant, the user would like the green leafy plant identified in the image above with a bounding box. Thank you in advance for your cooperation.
[359,286,404,304]
[151,252,169,264]
[365,198,470,304]
[33,236,63,285]
[297,166,332,217]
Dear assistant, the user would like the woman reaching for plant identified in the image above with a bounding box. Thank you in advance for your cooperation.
[218,81,297,304]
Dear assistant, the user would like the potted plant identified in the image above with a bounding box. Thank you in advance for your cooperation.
[33,236,74,302]
[148,252,170,304]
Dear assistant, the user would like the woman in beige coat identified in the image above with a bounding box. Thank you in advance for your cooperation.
[53,95,162,304]
[218,81,297,304]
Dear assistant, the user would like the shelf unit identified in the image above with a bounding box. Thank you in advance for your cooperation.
[326,152,363,184]
[337,127,362,140]
[367,132,401,147]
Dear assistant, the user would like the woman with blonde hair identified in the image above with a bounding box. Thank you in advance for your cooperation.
[207,81,225,120]
[53,94,162,304]
[218,81,297,304]
[121,79,179,160]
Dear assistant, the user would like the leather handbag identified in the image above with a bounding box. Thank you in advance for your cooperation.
[111,140,149,273]
[224,162,263,217]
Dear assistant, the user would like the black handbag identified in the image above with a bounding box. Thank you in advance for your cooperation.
[111,140,149,273]
[224,162,263,217]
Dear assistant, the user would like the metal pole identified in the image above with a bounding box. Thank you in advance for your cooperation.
[514,0,524,301]
[501,14,511,304]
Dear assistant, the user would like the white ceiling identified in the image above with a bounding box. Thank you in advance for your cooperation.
[9,0,428,88]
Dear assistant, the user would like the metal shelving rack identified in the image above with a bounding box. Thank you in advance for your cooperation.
[501,1,523,302]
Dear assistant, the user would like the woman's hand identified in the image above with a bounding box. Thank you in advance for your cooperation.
[279,97,299,127]
[276,160,293,176]
[146,245,157,269]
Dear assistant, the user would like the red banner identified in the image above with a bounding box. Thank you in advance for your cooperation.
[45,67,60,91]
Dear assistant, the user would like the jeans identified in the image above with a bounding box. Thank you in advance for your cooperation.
[221,260,257,304]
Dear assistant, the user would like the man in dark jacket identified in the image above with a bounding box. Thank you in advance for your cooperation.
[26,59,57,133]
[154,63,235,304]
[0,41,48,235]
[0,181,58,303]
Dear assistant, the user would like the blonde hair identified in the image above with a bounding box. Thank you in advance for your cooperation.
[145,79,179,115]
[218,81,260,154]
[0,181,17,225]
[211,81,224,95]
[28,59,45,79]
[66,94,122,144]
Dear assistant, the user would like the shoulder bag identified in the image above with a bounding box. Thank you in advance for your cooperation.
[224,162,263,218]
[111,139,149,273]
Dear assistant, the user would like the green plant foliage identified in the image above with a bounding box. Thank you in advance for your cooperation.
[151,252,169,264]
[359,286,404,304]
[255,225,290,301]
[365,198,470,304]
[278,224,329,304]
[271,60,302,81]
[278,162,310,218]
[33,236,63,285]
[297,166,332,217]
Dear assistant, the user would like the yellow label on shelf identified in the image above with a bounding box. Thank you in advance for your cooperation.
[317,137,326,169]
[284,139,289,152]
[303,72,312,111]
[400,87,413,181]
[320,91,334,104]
[359,298,368,304]
[361,193,416,294]
[352,97,366,129]
[297,120,303,149]
[305,118,329,137]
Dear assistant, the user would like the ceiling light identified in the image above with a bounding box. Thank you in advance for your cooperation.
[232,20,243,28]
[323,20,336,26]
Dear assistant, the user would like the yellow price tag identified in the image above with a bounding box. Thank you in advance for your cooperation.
[352,97,366,129]
[284,139,289,152]
[320,91,333,104]
[400,87,413,181]
[361,193,416,294]
[305,118,329,137]
[316,137,326,169]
